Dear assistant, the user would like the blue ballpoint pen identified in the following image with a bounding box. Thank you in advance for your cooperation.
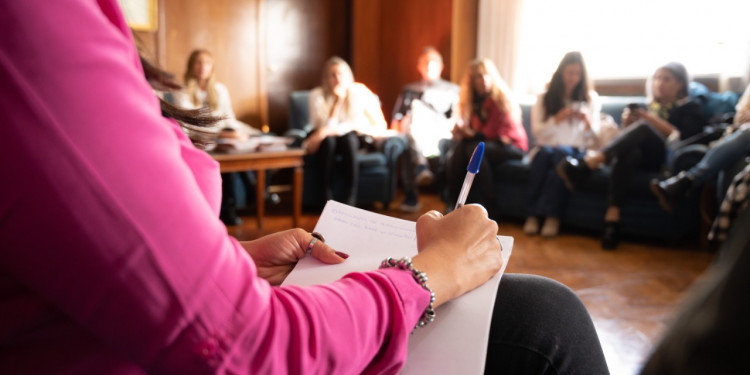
[454,142,485,210]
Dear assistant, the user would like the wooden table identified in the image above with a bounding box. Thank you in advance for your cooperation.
[211,149,305,228]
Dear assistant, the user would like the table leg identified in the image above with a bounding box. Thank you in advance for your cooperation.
[256,169,266,229]
[293,165,303,228]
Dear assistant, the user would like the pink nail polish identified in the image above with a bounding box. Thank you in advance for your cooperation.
[335,251,350,259]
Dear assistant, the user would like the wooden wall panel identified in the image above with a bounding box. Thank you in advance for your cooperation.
[159,0,265,128]
[451,0,478,83]
[352,0,454,123]
[133,0,351,134]
[264,0,352,133]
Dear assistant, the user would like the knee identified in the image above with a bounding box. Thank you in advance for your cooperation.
[491,274,592,338]
[320,136,336,150]
[486,274,607,374]
[534,146,555,163]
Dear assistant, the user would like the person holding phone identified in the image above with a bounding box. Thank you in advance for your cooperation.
[557,62,706,249]
[524,52,601,237]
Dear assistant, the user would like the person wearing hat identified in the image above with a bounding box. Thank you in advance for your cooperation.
[556,62,706,249]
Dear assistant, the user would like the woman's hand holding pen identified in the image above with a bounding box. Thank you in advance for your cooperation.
[411,205,502,308]
[242,229,348,285]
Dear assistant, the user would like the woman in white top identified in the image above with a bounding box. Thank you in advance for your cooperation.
[305,56,388,206]
[179,49,259,139]
[524,52,601,237]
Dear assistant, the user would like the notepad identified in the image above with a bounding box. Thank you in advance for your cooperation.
[283,200,513,374]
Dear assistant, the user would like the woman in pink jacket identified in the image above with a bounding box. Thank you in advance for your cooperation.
[0,1,607,374]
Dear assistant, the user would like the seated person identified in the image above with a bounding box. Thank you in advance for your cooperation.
[178,49,262,225]
[651,82,750,211]
[391,46,459,212]
[557,62,706,250]
[641,200,750,374]
[446,59,528,217]
[525,51,601,237]
[176,49,260,138]
[304,57,389,206]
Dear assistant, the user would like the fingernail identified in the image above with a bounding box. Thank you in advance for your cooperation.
[335,251,350,259]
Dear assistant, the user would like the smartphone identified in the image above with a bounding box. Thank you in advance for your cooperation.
[627,103,646,111]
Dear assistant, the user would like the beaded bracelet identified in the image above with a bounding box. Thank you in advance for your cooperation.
[379,257,436,330]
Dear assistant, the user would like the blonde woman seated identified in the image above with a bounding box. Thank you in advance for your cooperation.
[177,49,260,225]
[446,59,528,217]
[176,49,259,139]
[305,57,389,206]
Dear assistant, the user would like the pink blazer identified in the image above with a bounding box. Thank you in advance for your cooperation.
[0,1,428,373]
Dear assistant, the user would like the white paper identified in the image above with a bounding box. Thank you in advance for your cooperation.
[409,99,454,158]
[283,201,513,374]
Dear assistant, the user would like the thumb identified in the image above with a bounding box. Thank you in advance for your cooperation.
[310,240,349,264]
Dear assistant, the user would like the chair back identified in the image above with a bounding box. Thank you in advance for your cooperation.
[289,90,311,132]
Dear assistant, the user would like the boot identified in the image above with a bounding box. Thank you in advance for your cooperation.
[649,171,694,212]
[601,221,620,250]
[556,156,591,192]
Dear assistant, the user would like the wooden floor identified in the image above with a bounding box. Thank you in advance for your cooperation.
[227,191,715,375]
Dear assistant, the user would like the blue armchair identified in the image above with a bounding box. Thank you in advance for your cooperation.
[287,90,406,209]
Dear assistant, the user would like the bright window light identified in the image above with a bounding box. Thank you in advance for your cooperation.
[515,0,750,94]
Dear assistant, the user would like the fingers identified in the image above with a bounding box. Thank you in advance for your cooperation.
[297,230,348,264]
[418,209,443,222]
[458,203,489,218]
[310,240,349,264]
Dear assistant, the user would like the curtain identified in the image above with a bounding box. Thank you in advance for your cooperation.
[476,0,525,92]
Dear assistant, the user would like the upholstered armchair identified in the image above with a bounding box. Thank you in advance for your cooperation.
[287,90,406,209]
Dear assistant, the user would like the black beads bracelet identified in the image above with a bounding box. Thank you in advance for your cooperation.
[379,257,436,330]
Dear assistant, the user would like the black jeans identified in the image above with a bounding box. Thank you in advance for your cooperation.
[447,138,524,215]
[219,171,256,222]
[485,274,610,374]
[316,131,359,206]
[601,123,666,207]
[527,146,584,218]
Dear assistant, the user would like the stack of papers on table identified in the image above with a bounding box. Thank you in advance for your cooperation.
[214,135,294,153]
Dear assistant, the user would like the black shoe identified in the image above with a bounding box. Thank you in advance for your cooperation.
[649,172,692,212]
[220,214,243,226]
[601,221,620,250]
[556,156,591,191]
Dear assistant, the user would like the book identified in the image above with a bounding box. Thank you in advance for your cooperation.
[214,135,294,153]
[283,200,513,374]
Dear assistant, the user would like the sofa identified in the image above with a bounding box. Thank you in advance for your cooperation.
[464,95,713,241]
[287,90,407,209]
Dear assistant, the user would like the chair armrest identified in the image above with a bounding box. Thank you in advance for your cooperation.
[284,128,309,149]
[284,128,308,139]
[671,144,708,174]
[376,135,408,167]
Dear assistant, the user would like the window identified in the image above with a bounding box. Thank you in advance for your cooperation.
[515,0,750,94]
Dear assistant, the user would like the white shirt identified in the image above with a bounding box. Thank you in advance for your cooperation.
[309,83,387,136]
[530,91,601,149]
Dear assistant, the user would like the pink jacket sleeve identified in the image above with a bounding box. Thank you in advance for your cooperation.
[0,1,429,374]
